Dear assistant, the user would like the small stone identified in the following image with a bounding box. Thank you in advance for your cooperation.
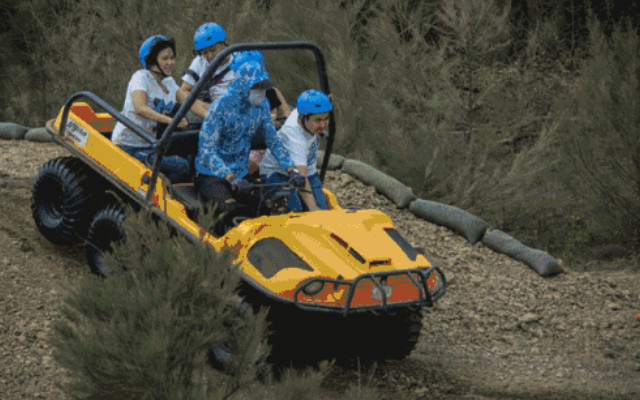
[414,387,429,395]
[519,313,541,323]
[605,302,620,311]
[501,323,517,331]
[445,272,455,284]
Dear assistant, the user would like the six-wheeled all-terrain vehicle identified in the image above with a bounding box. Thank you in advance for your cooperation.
[31,42,446,363]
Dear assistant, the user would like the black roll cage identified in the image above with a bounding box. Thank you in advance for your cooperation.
[56,41,336,204]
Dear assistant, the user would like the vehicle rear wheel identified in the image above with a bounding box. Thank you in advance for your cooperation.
[31,157,98,245]
[86,205,125,276]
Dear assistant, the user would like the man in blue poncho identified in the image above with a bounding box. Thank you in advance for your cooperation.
[194,59,305,235]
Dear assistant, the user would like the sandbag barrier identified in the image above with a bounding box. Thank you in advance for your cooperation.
[0,123,53,142]
[481,229,563,277]
[342,159,417,208]
[1,127,562,276]
[317,151,562,277]
[409,199,489,244]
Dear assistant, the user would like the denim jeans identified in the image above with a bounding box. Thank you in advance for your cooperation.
[262,172,327,212]
[119,145,190,183]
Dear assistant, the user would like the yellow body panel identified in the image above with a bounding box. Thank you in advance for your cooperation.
[50,102,443,312]
[223,208,433,305]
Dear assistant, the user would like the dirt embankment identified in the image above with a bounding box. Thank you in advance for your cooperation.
[1,140,639,399]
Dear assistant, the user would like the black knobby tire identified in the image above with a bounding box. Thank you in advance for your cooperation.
[379,309,423,360]
[86,205,125,276]
[206,299,251,370]
[341,308,424,362]
[31,157,99,245]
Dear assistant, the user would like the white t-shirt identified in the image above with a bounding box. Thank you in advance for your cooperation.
[259,109,319,177]
[181,55,234,101]
[111,69,179,148]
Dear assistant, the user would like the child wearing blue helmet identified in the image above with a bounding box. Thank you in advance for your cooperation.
[176,22,234,121]
[111,35,190,183]
[259,89,333,212]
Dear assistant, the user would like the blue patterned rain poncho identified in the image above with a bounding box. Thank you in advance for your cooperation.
[195,60,293,179]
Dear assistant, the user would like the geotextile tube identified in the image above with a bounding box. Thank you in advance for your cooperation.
[482,229,563,277]
[317,150,345,170]
[24,127,53,143]
[408,199,489,244]
[0,123,29,140]
[342,159,416,208]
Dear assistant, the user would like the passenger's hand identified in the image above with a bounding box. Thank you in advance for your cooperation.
[177,117,188,130]
[288,170,306,189]
[230,178,251,195]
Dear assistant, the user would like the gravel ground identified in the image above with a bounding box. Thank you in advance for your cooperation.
[1,139,639,399]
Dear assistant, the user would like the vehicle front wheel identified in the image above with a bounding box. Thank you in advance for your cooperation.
[341,308,424,362]
[31,157,98,245]
[86,205,125,276]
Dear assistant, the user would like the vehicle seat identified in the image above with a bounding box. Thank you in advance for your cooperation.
[171,183,206,217]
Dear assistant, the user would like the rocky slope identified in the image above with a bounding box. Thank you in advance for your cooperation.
[0,140,639,399]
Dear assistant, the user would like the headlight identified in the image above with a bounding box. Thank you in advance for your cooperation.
[427,270,444,295]
[302,280,325,296]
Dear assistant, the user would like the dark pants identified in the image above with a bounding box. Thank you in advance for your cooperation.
[195,174,260,236]
[119,145,190,183]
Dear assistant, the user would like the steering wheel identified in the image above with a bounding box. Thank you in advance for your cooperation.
[229,182,305,227]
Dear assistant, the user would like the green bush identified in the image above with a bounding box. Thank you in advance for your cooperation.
[51,208,270,399]
[50,206,383,398]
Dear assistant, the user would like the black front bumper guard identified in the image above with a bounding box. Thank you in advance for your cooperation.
[293,266,446,316]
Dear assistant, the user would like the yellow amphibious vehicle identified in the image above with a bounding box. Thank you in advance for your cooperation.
[32,42,446,362]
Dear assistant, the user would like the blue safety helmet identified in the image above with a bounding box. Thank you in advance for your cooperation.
[231,50,265,70]
[139,35,175,69]
[194,22,227,51]
[296,90,333,116]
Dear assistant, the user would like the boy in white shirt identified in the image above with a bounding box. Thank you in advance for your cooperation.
[176,22,234,121]
[259,90,333,211]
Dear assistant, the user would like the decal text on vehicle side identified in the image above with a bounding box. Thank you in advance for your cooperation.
[65,119,89,147]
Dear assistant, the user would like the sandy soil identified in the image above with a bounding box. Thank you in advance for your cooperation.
[0,139,639,399]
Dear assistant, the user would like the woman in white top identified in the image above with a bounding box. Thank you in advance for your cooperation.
[260,90,333,211]
[111,35,190,182]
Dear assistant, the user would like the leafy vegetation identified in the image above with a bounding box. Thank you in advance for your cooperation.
[52,207,377,399]
[2,0,639,258]
[52,207,268,399]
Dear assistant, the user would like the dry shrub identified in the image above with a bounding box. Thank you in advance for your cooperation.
[557,18,640,248]
[4,0,639,257]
